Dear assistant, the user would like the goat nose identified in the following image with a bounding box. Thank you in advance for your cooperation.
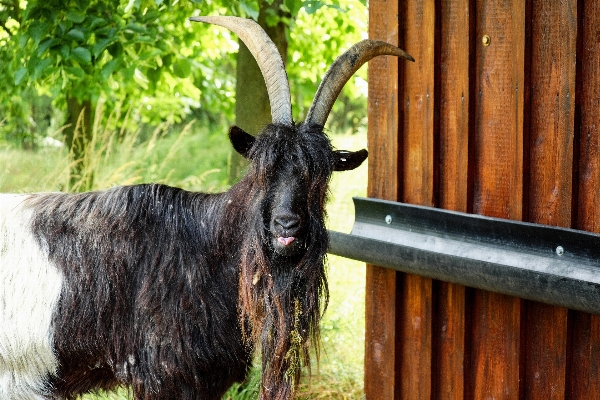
[274,215,301,230]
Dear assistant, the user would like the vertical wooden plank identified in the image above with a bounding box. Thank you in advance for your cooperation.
[523,304,568,399]
[402,0,436,207]
[367,0,401,203]
[435,0,471,398]
[434,281,466,400]
[568,311,600,399]
[397,274,432,400]
[570,1,600,398]
[470,294,522,399]
[365,0,400,398]
[576,0,600,233]
[527,0,576,227]
[469,0,525,398]
[523,0,576,399]
[439,0,471,213]
[473,0,524,220]
[398,0,435,399]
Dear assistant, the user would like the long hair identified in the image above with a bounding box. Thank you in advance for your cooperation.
[235,123,333,398]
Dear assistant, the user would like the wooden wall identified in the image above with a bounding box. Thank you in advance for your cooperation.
[366,0,600,398]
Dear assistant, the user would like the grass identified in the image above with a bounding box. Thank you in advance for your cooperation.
[0,123,367,399]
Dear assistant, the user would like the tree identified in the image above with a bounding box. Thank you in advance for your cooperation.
[0,0,368,190]
[0,0,208,190]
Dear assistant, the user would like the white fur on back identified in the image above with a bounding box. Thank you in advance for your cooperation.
[0,194,63,399]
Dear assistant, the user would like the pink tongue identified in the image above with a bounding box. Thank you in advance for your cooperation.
[278,237,295,246]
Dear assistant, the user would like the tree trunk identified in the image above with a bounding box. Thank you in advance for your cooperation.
[64,96,94,192]
[230,0,288,182]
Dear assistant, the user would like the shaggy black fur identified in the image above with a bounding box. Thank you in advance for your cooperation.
[31,184,248,399]
[27,123,365,399]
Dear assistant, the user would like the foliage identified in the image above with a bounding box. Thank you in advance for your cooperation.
[0,0,239,145]
[287,0,368,132]
[0,0,368,148]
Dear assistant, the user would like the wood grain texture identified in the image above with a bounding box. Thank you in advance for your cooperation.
[523,303,568,399]
[567,311,600,399]
[401,0,436,207]
[569,2,600,397]
[396,1,435,399]
[521,1,576,398]
[576,0,600,233]
[367,0,401,202]
[364,265,397,399]
[468,0,525,398]
[364,1,600,398]
[527,0,576,227]
[397,274,432,400]
[434,0,471,398]
[468,292,522,400]
[473,0,524,220]
[365,0,401,397]
[439,0,471,213]
[434,281,466,400]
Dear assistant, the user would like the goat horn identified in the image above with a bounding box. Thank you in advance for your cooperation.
[306,39,415,127]
[190,16,293,126]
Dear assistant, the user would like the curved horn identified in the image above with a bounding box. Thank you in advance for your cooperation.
[190,16,293,126]
[306,39,414,127]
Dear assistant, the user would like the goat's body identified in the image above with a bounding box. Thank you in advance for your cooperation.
[0,185,250,399]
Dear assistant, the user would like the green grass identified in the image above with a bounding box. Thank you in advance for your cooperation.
[0,124,367,399]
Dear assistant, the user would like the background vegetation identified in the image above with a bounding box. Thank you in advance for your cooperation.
[0,0,368,153]
[0,0,370,398]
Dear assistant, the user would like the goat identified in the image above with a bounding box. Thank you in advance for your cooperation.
[0,16,413,400]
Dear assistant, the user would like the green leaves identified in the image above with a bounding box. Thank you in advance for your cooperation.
[37,37,60,56]
[125,22,146,34]
[64,66,85,79]
[70,47,92,64]
[3,0,367,147]
[14,68,27,85]
[29,21,52,44]
[65,28,86,42]
[108,42,124,58]
[287,0,367,127]
[172,58,191,79]
[32,58,53,79]
[101,58,121,80]
[93,38,115,58]
[239,0,260,19]
[65,10,86,24]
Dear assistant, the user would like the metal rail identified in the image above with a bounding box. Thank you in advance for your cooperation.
[328,197,600,315]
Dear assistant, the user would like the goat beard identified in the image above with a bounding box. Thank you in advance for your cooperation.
[238,209,329,399]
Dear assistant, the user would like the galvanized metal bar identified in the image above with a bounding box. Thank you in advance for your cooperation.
[328,197,600,315]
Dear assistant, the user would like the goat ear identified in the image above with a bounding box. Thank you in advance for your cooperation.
[333,149,368,171]
[229,126,255,158]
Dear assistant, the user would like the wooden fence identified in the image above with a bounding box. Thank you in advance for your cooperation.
[365,0,600,398]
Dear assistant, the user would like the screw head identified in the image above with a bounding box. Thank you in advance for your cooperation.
[556,246,564,256]
[482,34,491,46]
[385,215,392,225]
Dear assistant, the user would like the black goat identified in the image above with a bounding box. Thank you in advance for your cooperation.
[0,16,413,400]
